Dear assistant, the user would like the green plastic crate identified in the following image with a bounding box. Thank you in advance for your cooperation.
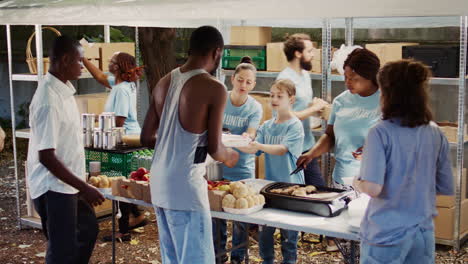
[222,45,266,70]
[85,148,145,178]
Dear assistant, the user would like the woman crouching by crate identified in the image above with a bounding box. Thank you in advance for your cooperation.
[354,60,454,264]
[83,52,147,242]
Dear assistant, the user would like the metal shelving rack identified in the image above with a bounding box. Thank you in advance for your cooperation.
[7,24,114,229]
[220,16,468,249]
[6,16,468,249]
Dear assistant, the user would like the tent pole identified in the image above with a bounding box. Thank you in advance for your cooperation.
[7,24,21,229]
[104,25,110,43]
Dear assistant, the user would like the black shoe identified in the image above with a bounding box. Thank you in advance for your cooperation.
[102,233,131,242]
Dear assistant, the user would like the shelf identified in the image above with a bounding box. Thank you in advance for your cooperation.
[12,72,103,82]
[222,69,324,80]
[15,128,30,139]
[222,70,467,85]
[20,216,42,229]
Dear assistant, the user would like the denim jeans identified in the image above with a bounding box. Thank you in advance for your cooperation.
[155,207,215,264]
[360,227,435,264]
[303,155,325,187]
[33,191,99,264]
[259,226,298,264]
[212,219,249,261]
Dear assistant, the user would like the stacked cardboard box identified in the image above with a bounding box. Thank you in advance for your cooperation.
[230,26,272,46]
[111,177,151,203]
[74,92,109,116]
[82,42,101,72]
[266,42,319,72]
[365,43,419,66]
[435,168,468,240]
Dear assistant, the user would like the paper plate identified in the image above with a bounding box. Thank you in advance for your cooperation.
[222,134,251,148]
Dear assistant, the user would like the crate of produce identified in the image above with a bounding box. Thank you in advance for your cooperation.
[85,146,147,177]
[222,45,266,71]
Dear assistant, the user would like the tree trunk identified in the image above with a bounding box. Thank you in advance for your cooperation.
[138,27,177,97]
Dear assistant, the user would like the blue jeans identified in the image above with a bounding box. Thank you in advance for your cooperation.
[259,226,298,264]
[360,227,435,264]
[303,156,325,187]
[155,207,215,264]
[212,219,249,261]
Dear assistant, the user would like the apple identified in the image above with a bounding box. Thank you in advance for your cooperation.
[130,171,139,180]
[136,167,148,178]
[141,174,150,182]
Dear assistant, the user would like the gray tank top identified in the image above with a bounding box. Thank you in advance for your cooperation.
[150,68,210,211]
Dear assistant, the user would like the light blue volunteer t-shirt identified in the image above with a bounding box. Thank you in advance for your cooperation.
[277,67,314,152]
[256,116,305,184]
[105,76,141,135]
[328,90,381,184]
[359,119,454,246]
[223,93,263,181]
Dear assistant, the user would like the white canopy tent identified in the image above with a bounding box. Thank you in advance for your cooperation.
[0,0,467,27]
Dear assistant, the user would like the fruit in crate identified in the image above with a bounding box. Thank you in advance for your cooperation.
[130,167,150,182]
[206,180,229,190]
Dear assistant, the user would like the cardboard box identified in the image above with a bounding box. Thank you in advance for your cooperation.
[267,42,320,72]
[141,183,152,204]
[208,190,229,211]
[94,199,112,218]
[82,58,101,73]
[365,43,419,66]
[267,42,288,72]
[111,177,122,196]
[437,122,468,143]
[83,42,101,59]
[437,168,467,208]
[434,199,468,240]
[74,93,109,116]
[250,92,272,123]
[230,26,272,46]
[99,42,135,70]
[311,48,322,73]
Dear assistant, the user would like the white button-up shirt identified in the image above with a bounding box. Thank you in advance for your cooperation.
[27,73,86,199]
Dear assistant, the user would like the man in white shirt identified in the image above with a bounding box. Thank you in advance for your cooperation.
[27,35,105,264]
[277,33,328,187]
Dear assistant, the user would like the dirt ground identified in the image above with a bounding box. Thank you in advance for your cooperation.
[0,132,467,264]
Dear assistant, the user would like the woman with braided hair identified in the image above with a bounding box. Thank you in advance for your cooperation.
[84,52,147,242]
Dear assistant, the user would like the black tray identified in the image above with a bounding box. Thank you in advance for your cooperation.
[260,182,354,217]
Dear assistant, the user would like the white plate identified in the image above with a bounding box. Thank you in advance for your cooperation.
[223,203,264,215]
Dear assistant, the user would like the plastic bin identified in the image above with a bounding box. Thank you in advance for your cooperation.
[222,45,266,70]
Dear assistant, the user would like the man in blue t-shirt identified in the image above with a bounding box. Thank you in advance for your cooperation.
[277,33,328,187]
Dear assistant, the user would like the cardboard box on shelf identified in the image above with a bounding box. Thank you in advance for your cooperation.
[208,190,229,211]
[74,93,109,116]
[267,42,288,72]
[99,42,135,70]
[311,48,322,73]
[365,43,419,66]
[437,122,468,143]
[436,168,467,208]
[82,58,101,73]
[435,199,468,240]
[230,26,272,46]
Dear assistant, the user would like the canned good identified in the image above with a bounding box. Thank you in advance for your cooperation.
[99,113,116,131]
[82,113,95,131]
[113,127,125,145]
[103,130,117,150]
[83,130,93,148]
[93,129,103,149]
